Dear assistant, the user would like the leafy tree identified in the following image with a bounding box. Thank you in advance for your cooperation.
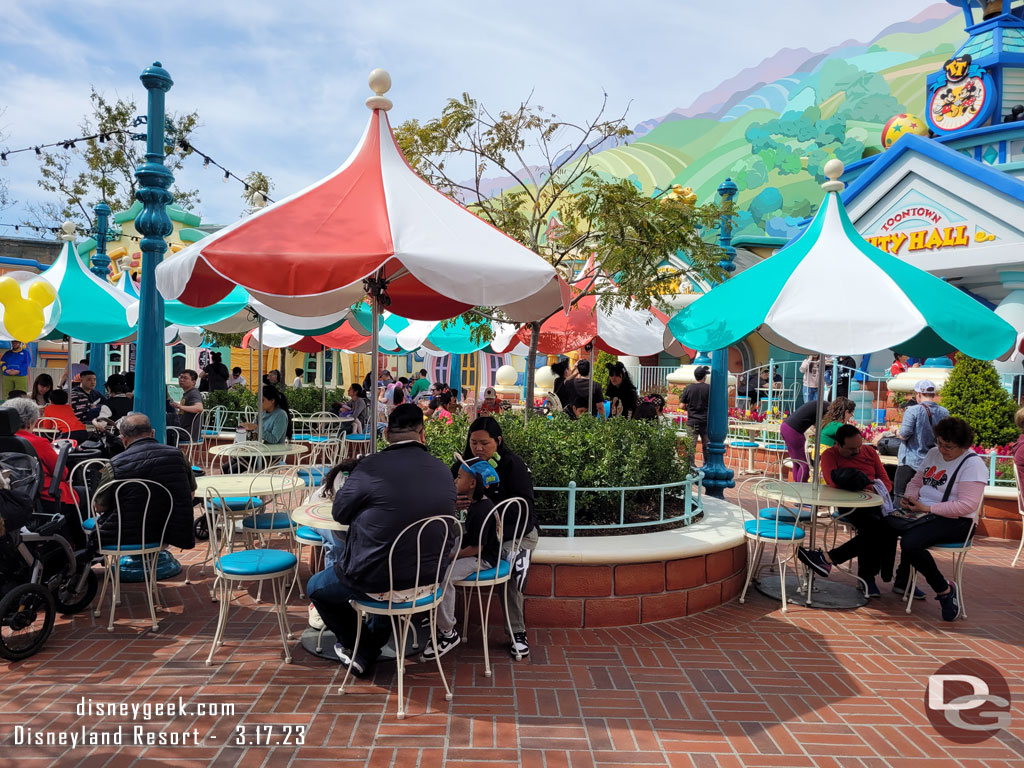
[0,112,11,213]
[940,354,1019,447]
[241,170,274,216]
[29,89,200,233]
[749,187,783,225]
[395,94,726,412]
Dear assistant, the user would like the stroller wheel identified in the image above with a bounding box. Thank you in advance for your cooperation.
[55,569,98,614]
[0,583,55,662]
[194,515,209,541]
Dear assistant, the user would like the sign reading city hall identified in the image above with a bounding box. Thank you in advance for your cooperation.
[862,191,998,256]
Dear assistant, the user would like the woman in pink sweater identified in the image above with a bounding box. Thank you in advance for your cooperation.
[891,417,986,621]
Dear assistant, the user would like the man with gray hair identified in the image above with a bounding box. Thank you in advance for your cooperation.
[93,413,197,550]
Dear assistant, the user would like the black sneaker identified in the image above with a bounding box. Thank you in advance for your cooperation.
[865,579,881,598]
[936,582,960,622]
[893,582,926,600]
[509,631,529,659]
[422,630,460,661]
[797,547,832,578]
[333,643,366,676]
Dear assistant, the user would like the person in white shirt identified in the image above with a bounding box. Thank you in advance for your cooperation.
[888,416,986,621]
[293,368,304,388]
[226,367,247,389]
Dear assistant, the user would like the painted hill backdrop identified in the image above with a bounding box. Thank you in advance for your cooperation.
[584,3,963,239]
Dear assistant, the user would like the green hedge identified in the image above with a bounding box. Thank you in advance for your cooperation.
[423,412,694,531]
[203,386,350,428]
[941,354,1018,448]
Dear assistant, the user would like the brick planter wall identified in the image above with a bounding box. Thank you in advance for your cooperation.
[979,495,1023,540]
[523,543,748,629]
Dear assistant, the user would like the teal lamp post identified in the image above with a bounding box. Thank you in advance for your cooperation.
[87,201,111,394]
[700,178,738,498]
[133,62,174,443]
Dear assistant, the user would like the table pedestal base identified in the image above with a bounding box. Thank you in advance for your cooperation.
[755,573,867,609]
[299,622,431,663]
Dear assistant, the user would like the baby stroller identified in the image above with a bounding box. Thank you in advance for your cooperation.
[0,417,97,661]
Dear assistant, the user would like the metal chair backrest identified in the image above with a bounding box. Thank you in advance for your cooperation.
[92,478,174,551]
[36,417,70,440]
[255,465,301,518]
[1013,462,1024,514]
[751,478,805,542]
[463,497,528,581]
[381,514,462,611]
[214,441,269,475]
[69,457,111,526]
[166,425,190,448]
[204,488,236,561]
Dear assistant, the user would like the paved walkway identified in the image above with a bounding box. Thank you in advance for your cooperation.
[4,490,1024,767]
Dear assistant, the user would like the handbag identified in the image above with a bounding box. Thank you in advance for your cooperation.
[876,435,901,456]
[885,452,978,531]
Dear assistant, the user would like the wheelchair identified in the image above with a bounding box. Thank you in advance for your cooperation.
[0,419,98,662]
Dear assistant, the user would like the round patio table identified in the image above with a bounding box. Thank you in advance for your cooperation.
[290,500,346,532]
[195,472,306,498]
[755,481,881,610]
[208,442,310,458]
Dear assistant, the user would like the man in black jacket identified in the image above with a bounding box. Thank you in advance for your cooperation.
[307,404,457,675]
[93,413,197,550]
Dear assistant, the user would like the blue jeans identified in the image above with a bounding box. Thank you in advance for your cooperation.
[307,568,390,663]
[312,528,346,571]
[802,386,818,405]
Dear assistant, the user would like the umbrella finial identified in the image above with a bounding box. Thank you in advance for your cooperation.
[821,158,845,193]
[366,69,393,112]
[59,221,76,242]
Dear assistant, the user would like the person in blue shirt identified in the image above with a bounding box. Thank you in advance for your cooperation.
[1,342,31,397]
[893,379,949,499]
[240,385,290,445]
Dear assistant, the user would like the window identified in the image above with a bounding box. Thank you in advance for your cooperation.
[304,354,318,385]
[325,351,336,387]
[171,343,187,378]
[107,346,122,375]
[485,353,505,387]
[432,355,450,386]
[460,353,479,392]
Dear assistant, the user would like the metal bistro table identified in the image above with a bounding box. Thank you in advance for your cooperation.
[729,420,782,475]
[755,481,881,609]
[194,472,306,498]
[290,499,345,531]
[208,442,310,458]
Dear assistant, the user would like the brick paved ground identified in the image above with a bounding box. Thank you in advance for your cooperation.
[3,485,1024,767]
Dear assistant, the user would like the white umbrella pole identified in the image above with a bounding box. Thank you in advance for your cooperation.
[321,345,327,413]
[256,318,264,442]
[65,338,72,391]
[806,356,827,603]
[370,294,380,453]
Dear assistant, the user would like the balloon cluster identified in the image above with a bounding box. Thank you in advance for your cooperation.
[0,276,57,342]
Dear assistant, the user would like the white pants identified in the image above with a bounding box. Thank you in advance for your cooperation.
[438,556,492,633]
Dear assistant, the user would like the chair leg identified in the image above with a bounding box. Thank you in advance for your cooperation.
[1013,526,1024,567]
[427,606,453,703]
[338,604,364,695]
[460,587,470,640]
[905,568,918,615]
[94,555,112,620]
[206,578,231,665]
[502,580,520,661]
[480,584,496,678]
[143,552,159,631]
[779,549,789,613]
[394,614,409,719]
[739,539,764,604]
[953,552,967,620]
[271,577,293,662]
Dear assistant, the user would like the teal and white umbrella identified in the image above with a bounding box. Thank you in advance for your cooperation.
[43,241,136,343]
[668,161,1016,361]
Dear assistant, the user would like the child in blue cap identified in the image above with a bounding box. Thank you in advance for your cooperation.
[422,454,502,660]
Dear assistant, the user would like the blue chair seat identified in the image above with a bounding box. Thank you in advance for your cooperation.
[933,540,972,549]
[347,434,371,442]
[82,517,96,531]
[744,519,805,540]
[216,549,297,576]
[356,587,444,611]
[242,513,294,530]
[764,443,786,451]
[295,525,324,543]
[101,542,161,551]
[191,465,206,477]
[759,506,813,522]
[297,466,331,486]
[455,560,512,583]
[731,441,759,448]
[205,496,264,512]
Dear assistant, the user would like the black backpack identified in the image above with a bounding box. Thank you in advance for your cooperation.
[0,452,42,530]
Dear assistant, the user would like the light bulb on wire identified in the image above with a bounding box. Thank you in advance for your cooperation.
[222,170,229,183]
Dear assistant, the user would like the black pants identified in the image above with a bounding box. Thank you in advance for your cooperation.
[889,516,973,593]
[827,507,894,580]
[893,464,917,499]
[690,419,708,462]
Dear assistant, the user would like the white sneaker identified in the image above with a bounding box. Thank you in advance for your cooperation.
[308,604,325,630]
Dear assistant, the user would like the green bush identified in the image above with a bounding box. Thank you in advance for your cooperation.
[422,412,694,532]
[203,386,349,428]
[940,354,1018,447]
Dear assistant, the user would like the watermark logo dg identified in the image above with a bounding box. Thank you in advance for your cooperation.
[926,659,1011,744]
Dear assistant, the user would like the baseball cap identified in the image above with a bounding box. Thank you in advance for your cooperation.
[483,387,497,399]
[914,380,936,394]
[454,453,500,487]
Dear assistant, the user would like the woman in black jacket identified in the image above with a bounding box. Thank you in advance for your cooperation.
[456,416,537,659]
[604,362,638,418]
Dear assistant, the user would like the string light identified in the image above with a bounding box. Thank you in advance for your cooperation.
[223,170,229,183]
[0,153,7,166]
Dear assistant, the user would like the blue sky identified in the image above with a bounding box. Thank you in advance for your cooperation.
[0,0,948,231]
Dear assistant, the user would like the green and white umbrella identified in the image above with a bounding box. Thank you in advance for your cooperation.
[668,162,1016,361]
[43,241,136,343]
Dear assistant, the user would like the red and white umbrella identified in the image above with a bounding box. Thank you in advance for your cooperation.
[156,70,565,324]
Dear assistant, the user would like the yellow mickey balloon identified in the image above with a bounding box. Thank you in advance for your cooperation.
[27,280,57,307]
[0,276,55,342]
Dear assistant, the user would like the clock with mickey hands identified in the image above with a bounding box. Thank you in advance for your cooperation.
[926,54,996,134]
